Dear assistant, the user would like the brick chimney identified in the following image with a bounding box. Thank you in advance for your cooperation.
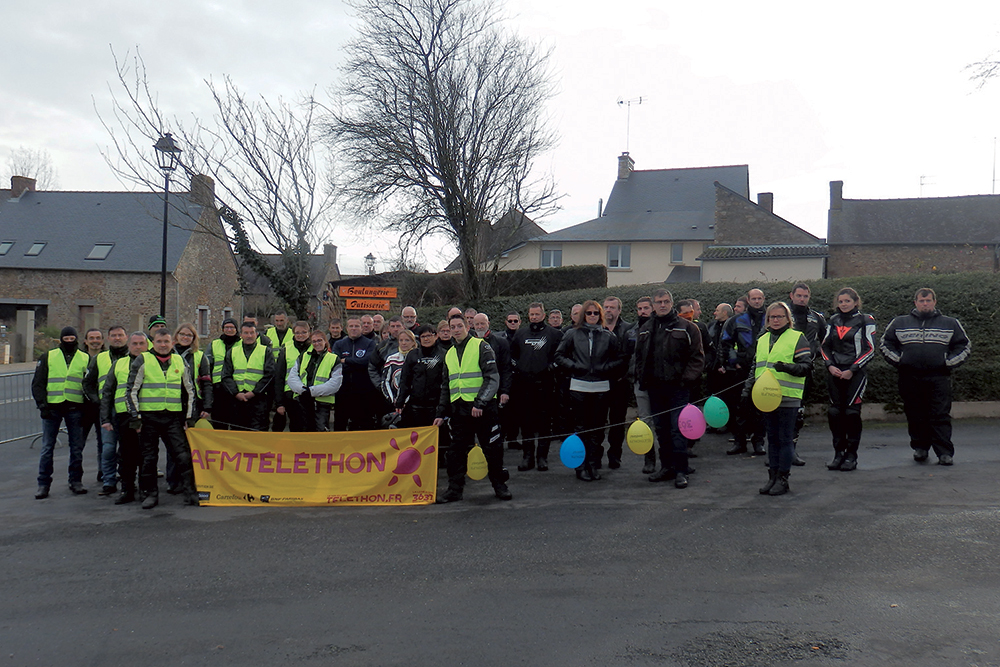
[190,174,216,208]
[324,243,337,267]
[10,176,36,198]
[830,181,843,211]
[757,192,774,212]
[617,152,635,180]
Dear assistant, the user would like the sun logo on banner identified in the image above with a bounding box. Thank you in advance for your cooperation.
[388,430,436,487]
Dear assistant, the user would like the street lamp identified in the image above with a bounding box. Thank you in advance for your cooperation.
[365,253,376,275]
[153,132,181,319]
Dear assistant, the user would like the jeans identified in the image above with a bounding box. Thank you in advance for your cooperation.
[99,423,119,486]
[648,383,690,473]
[37,408,85,487]
[765,406,798,472]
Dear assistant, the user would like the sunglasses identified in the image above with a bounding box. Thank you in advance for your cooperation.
[507,319,519,323]
[585,310,600,315]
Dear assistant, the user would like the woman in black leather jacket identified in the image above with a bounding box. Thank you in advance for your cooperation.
[555,300,624,481]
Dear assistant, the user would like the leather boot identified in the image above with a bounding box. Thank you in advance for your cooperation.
[536,442,550,471]
[575,465,593,482]
[769,471,790,496]
[839,455,858,471]
[759,468,777,495]
[642,450,656,474]
[587,462,601,481]
[726,441,748,455]
[791,444,806,466]
[751,441,766,456]
[517,442,535,471]
[827,451,845,470]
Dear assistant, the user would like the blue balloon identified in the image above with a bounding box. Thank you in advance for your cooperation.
[559,434,586,469]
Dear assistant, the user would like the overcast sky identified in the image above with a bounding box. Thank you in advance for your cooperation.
[4,1,1000,274]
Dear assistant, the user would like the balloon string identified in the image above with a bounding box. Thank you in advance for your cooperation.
[505,378,748,445]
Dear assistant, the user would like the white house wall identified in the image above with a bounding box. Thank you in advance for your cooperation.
[701,258,825,283]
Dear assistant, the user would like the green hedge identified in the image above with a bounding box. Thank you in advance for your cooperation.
[419,272,1000,403]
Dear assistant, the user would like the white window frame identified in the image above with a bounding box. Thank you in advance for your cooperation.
[540,246,562,268]
[608,244,631,270]
[670,243,684,264]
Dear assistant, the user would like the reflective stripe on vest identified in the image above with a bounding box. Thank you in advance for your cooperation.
[46,349,89,405]
[299,349,338,405]
[137,352,185,412]
[231,342,268,393]
[265,326,296,361]
[211,339,228,384]
[445,338,487,403]
[112,356,133,414]
[96,351,113,400]
[190,349,204,400]
[284,346,306,393]
[754,329,806,399]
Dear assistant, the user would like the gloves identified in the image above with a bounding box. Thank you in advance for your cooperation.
[301,386,312,397]
[129,417,143,431]
[772,362,793,373]
[39,408,54,420]
[186,418,198,429]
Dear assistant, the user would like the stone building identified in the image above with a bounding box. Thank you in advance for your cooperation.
[0,174,240,338]
[238,243,342,325]
[826,180,1000,278]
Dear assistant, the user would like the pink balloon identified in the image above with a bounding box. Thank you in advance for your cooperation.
[678,404,706,440]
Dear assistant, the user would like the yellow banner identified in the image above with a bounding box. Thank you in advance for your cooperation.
[186,427,438,506]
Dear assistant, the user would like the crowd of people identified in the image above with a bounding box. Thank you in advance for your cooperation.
[31,284,971,506]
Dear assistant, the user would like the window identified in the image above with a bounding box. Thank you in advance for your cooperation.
[540,247,562,268]
[0,242,12,256]
[671,243,684,264]
[25,242,46,256]
[197,307,211,337]
[608,244,631,269]
[86,243,114,260]
[223,307,234,325]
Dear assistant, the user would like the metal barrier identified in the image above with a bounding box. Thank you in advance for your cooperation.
[0,370,41,444]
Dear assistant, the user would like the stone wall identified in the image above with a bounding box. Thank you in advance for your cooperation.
[173,209,241,335]
[715,186,819,246]
[826,244,995,279]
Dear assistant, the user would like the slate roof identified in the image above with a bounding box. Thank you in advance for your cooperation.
[664,265,702,283]
[830,195,1000,245]
[534,165,750,243]
[240,253,334,297]
[0,188,208,273]
[698,245,829,260]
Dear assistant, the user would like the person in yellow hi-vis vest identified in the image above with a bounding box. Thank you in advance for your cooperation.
[221,321,275,431]
[100,332,149,505]
[743,302,812,497]
[83,325,129,496]
[125,327,200,509]
[207,318,240,429]
[433,313,511,503]
[287,330,343,431]
[31,326,90,499]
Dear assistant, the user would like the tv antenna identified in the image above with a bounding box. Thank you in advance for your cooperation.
[617,96,645,153]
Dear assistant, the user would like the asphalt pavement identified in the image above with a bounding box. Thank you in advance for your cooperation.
[2,418,999,666]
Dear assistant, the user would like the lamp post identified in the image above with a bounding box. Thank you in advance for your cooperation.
[153,133,181,318]
[365,253,376,276]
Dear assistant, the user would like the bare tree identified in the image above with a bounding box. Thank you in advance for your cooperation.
[968,53,1000,89]
[5,146,59,189]
[97,49,335,320]
[329,0,559,302]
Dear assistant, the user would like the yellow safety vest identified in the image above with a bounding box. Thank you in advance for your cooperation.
[137,352,185,412]
[231,342,268,393]
[754,328,806,399]
[445,338,491,403]
[112,356,133,414]
[210,338,229,384]
[46,349,89,405]
[265,326,296,361]
[96,350,114,400]
[298,349,338,405]
[283,345,306,393]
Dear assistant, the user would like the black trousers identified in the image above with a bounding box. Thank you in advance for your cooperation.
[603,378,633,461]
[139,411,194,496]
[516,377,554,456]
[114,412,141,493]
[210,386,234,430]
[827,369,867,455]
[300,395,332,432]
[648,383,691,474]
[333,390,378,432]
[899,372,954,457]
[569,390,609,467]
[230,394,271,432]
[446,402,505,489]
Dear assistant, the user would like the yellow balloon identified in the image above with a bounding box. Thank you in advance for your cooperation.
[627,419,654,455]
[467,445,489,480]
[194,418,214,429]
[752,369,783,413]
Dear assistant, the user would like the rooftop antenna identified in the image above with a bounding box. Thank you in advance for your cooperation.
[919,174,935,197]
[617,96,644,153]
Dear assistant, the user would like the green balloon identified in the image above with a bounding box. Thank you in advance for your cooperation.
[704,396,730,428]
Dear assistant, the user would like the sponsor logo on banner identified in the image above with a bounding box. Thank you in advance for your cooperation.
[187,427,438,507]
